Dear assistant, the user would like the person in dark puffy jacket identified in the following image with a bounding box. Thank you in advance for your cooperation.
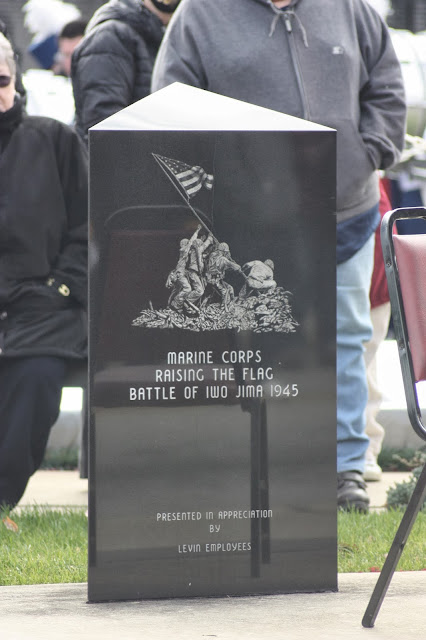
[0,34,88,518]
[71,0,180,144]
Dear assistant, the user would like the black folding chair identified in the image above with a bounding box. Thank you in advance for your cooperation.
[362,207,426,628]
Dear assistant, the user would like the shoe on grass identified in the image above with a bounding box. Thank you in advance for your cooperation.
[337,471,369,513]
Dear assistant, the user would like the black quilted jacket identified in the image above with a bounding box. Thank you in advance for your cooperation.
[71,0,165,143]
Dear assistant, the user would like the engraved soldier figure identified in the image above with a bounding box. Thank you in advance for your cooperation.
[205,242,241,310]
[185,229,214,305]
[167,225,213,313]
[166,229,198,311]
[239,259,277,299]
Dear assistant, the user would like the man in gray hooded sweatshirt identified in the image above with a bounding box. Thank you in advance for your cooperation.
[152,0,406,512]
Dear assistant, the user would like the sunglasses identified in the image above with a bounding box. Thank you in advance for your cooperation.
[0,75,12,88]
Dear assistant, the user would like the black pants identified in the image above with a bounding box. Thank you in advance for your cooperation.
[0,357,67,510]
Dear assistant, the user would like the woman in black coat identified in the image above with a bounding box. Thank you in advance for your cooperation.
[0,34,88,515]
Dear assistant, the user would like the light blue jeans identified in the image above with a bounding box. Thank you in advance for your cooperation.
[336,232,375,473]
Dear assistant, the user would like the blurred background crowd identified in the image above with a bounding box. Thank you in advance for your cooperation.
[0,0,425,200]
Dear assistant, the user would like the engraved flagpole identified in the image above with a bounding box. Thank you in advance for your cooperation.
[152,153,252,284]
[152,153,218,242]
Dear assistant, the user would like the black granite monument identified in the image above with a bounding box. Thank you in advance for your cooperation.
[88,83,337,602]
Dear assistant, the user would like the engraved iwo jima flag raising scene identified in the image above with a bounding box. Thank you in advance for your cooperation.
[132,154,299,333]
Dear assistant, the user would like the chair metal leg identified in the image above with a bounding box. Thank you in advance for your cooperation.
[362,462,426,628]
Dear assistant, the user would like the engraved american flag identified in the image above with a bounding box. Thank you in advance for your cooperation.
[153,154,214,199]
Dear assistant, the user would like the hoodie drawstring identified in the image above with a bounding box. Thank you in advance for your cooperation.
[269,12,280,37]
[268,5,309,48]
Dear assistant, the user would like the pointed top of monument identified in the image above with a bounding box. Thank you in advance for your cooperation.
[90,82,333,133]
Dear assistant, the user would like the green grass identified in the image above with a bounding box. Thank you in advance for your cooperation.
[338,509,426,573]
[0,508,87,585]
[1,508,425,585]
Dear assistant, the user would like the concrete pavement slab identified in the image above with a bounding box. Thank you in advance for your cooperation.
[0,573,425,640]
[366,471,413,510]
[18,470,88,509]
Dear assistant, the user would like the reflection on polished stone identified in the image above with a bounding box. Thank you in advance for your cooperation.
[89,84,337,602]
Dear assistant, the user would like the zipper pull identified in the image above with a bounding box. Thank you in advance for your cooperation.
[283,13,292,33]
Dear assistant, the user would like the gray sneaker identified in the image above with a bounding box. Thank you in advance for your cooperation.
[337,471,370,513]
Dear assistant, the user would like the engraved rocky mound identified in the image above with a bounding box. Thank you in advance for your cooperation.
[132,286,298,333]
